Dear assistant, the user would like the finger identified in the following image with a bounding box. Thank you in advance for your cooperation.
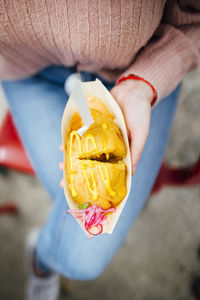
[130,125,149,175]
[60,178,64,188]
[59,162,64,170]
[59,144,64,151]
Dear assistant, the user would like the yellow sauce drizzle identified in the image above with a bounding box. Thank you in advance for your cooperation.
[103,143,110,161]
[98,164,116,197]
[69,131,82,196]
[81,162,98,200]
[69,131,82,170]
[70,174,77,197]
[69,127,115,199]
[85,134,98,157]
[102,123,107,130]
[102,124,109,160]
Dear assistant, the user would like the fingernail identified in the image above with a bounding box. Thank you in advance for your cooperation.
[59,162,64,170]
[59,144,64,151]
[60,179,64,188]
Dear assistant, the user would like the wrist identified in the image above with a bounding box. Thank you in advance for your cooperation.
[116,74,157,106]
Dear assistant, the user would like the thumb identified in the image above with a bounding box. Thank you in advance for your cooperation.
[130,123,150,175]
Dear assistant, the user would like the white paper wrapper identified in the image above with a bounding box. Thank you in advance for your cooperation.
[61,79,132,235]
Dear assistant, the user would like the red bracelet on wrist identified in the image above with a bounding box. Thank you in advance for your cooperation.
[116,74,157,106]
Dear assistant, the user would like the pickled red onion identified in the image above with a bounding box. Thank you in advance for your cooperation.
[67,204,116,237]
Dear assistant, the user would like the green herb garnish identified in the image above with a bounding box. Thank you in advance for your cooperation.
[78,202,90,209]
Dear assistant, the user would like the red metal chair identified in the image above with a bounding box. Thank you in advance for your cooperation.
[152,157,200,193]
[0,111,34,174]
[0,111,200,214]
[0,112,34,214]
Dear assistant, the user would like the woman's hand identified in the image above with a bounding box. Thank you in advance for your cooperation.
[110,79,153,175]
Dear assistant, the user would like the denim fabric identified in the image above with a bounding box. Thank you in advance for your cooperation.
[2,66,181,280]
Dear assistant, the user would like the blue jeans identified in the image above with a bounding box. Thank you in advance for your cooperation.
[2,66,180,280]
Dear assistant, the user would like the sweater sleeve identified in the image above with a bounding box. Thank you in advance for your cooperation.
[119,0,200,103]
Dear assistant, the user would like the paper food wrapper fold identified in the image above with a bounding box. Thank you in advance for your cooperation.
[61,79,132,235]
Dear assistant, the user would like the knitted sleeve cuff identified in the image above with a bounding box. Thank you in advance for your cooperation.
[119,24,200,103]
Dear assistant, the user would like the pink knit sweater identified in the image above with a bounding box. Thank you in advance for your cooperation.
[0,0,200,101]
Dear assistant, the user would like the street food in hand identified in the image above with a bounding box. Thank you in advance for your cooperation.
[61,79,131,237]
